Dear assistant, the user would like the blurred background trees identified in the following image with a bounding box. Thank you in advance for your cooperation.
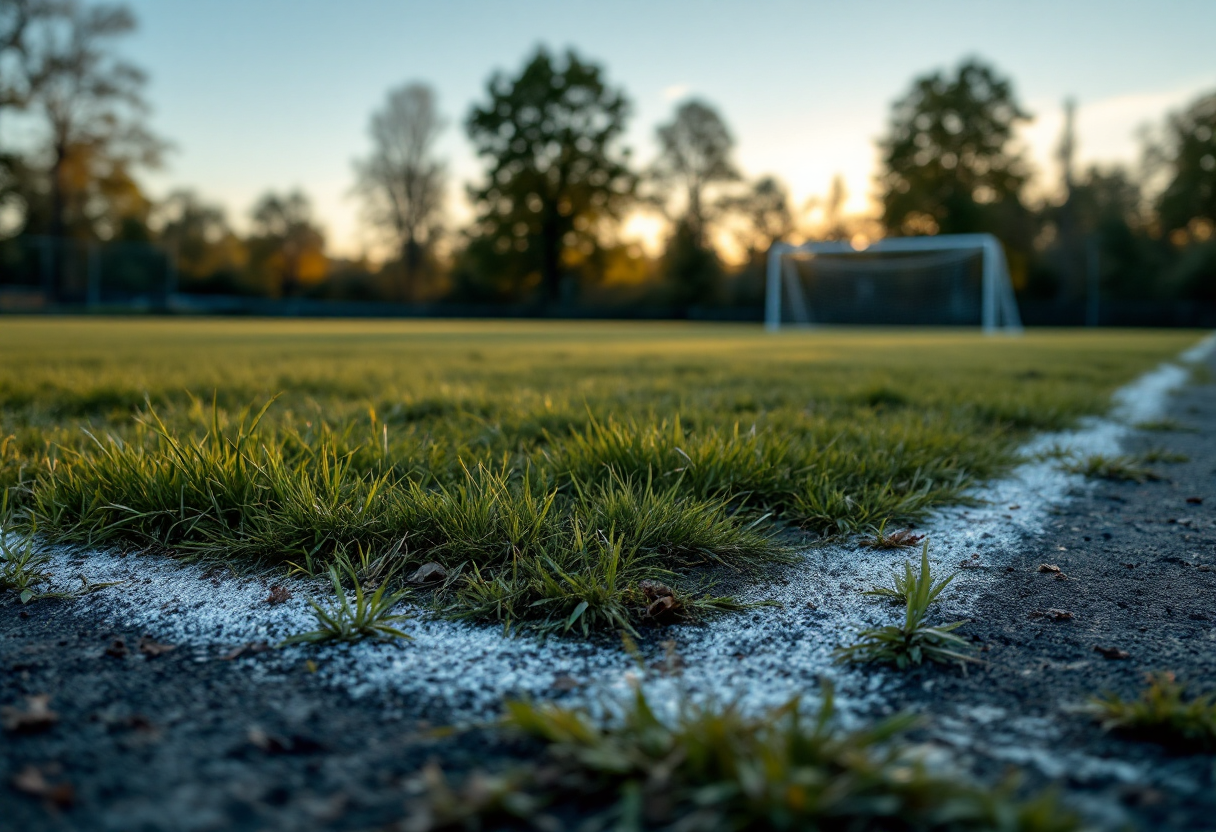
[354,82,447,302]
[0,2,1212,318]
[458,47,635,305]
[878,58,1035,289]
[246,191,326,298]
[648,99,739,307]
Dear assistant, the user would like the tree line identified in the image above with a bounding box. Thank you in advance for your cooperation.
[2,0,1214,310]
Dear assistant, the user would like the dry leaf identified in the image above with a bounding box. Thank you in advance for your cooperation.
[1,695,58,734]
[1030,608,1074,621]
[639,580,682,621]
[860,529,924,549]
[265,585,292,606]
[11,765,74,808]
[1094,645,1130,660]
[551,675,580,692]
[220,641,270,661]
[1037,563,1069,580]
[137,636,176,658]
[248,727,326,755]
[407,562,448,584]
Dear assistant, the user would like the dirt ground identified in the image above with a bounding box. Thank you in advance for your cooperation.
[3,350,1215,832]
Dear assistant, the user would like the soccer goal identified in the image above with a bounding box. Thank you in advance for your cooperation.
[764,233,1022,333]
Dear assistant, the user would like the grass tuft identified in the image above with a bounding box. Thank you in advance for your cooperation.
[1063,453,1162,483]
[407,682,1079,831]
[837,541,977,669]
[283,563,412,645]
[1133,418,1196,433]
[858,518,924,549]
[0,530,51,604]
[1088,672,1216,753]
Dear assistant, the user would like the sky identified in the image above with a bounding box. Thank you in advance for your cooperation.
[112,0,1216,258]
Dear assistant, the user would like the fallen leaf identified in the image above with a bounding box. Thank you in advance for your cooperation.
[407,562,447,584]
[104,637,128,659]
[220,641,270,661]
[1030,608,1074,621]
[11,766,74,808]
[1186,496,1203,505]
[248,727,326,755]
[1037,563,1069,579]
[137,636,176,658]
[860,528,924,549]
[551,675,580,692]
[1,695,59,734]
[265,585,292,606]
[639,580,682,621]
[1094,645,1130,660]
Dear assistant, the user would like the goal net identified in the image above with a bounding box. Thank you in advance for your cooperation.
[764,234,1022,333]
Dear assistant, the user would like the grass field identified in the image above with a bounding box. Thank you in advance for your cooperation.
[0,319,1199,634]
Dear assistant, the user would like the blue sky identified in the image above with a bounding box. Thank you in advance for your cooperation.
[118,0,1216,256]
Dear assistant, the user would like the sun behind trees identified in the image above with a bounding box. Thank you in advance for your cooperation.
[0,4,1213,315]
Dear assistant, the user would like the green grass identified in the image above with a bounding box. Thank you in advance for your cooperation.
[837,541,977,669]
[283,562,413,645]
[1133,418,1197,433]
[408,682,1079,831]
[0,320,1199,633]
[1089,672,1216,753]
[1063,452,1168,482]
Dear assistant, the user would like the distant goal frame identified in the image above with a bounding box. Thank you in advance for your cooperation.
[764,233,1023,334]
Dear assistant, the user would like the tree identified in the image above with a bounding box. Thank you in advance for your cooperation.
[354,81,446,302]
[878,59,1031,240]
[721,175,793,259]
[247,190,326,298]
[23,0,163,247]
[465,47,635,304]
[1152,91,1216,238]
[651,99,739,247]
[0,0,54,219]
[154,189,246,286]
[0,0,49,137]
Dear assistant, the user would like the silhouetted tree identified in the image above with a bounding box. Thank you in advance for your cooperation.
[248,190,326,298]
[354,82,446,302]
[23,1,163,245]
[464,47,635,304]
[1152,91,1216,237]
[879,59,1032,240]
[0,0,51,227]
[1145,91,1216,300]
[0,0,50,138]
[154,189,247,289]
[722,174,793,259]
[651,99,739,247]
[659,219,722,308]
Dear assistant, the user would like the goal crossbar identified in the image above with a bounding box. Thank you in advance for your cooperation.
[765,233,1023,334]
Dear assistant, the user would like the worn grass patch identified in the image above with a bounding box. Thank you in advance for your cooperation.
[407,683,1079,831]
[1089,672,1216,753]
[0,321,1199,633]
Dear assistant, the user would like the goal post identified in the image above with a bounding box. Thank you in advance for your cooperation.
[764,233,1023,334]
